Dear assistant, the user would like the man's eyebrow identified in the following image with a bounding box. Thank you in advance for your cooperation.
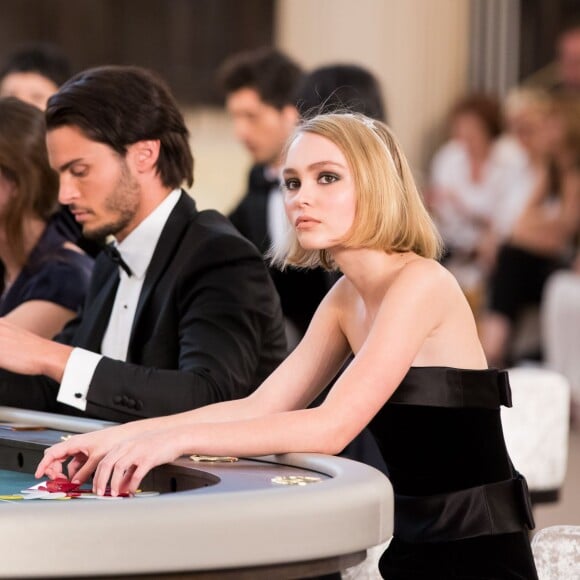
[57,158,83,173]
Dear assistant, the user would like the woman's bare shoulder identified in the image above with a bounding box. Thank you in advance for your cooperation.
[325,274,355,302]
[394,257,459,293]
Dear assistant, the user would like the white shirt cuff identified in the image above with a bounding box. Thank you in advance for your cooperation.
[56,348,102,411]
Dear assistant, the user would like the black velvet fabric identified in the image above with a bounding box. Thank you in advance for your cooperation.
[368,367,538,579]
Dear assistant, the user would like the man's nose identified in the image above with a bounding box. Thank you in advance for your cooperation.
[58,175,79,205]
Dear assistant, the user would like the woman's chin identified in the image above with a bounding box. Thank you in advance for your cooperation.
[298,240,329,251]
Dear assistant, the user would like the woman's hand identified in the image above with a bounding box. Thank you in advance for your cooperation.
[35,426,130,483]
[92,429,186,497]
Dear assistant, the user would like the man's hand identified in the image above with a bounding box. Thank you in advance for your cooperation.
[0,318,72,381]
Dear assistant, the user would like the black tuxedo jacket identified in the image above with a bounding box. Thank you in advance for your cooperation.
[0,192,287,422]
[229,165,335,336]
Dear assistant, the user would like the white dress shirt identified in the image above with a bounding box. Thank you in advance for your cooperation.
[57,189,181,411]
[264,166,290,254]
[430,138,532,251]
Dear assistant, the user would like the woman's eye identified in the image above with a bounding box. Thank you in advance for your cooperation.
[284,178,300,191]
[319,173,339,184]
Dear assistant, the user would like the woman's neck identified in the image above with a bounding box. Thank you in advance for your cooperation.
[333,247,419,307]
[0,216,45,287]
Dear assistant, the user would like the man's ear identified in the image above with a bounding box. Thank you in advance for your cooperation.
[129,140,161,173]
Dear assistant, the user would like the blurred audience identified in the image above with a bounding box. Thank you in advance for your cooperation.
[553,23,580,93]
[0,43,71,110]
[294,63,387,122]
[481,93,580,367]
[0,97,92,338]
[428,93,524,308]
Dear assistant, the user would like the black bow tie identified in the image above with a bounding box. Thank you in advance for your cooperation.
[103,243,132,277]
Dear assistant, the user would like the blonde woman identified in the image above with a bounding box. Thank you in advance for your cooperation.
[38,114,537,579]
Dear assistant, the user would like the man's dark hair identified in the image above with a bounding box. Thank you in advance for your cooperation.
[217,47,302,110]
[0,43,72,87]
[558,19,580,39]
[294,64,387,122]
[46,65,193,189]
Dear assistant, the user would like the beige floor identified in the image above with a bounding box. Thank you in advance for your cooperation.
[534,426,580,532]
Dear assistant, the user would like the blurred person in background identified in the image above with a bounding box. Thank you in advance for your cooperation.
[553,22,580,93]
[294,63,387,122]
[427,94,525,314]
[218,48,330,348]
[494,87,554,245]
[0,43,99,257]
[0,97,92,338]
[0,43,71,110]
[481,93,580,367]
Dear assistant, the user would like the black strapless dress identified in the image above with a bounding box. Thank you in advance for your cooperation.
[368,367,538,579]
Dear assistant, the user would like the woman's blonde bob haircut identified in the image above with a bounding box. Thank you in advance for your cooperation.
[273,113,442,270]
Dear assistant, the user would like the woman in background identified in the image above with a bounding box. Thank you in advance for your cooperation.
[481,93,580,367]
[0,97,92,338]
[428,94,524,310]
[38,113,537,579]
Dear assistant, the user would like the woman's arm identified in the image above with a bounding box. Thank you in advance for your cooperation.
[512,169,580,254]
[5,300,77,339]
[90,261,457,496]
[36,282,352,482]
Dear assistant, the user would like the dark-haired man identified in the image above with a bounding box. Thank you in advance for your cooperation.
[218,48,331,346]
[0,65,286,422]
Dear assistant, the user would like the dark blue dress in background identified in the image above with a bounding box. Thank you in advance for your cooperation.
[0,223,93,319]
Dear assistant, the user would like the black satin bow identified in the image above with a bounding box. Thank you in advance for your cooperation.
[102,243,132,277]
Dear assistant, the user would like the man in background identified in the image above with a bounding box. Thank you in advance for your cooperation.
[218,48,331,348]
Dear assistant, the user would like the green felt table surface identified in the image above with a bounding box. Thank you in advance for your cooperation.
[0,469,40,497]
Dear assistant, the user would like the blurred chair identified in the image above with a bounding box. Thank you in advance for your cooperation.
[532,525,580,579]
[542,270,580,422]
[502,367,570,503]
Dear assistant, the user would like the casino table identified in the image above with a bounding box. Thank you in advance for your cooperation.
[0,406,393,579]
